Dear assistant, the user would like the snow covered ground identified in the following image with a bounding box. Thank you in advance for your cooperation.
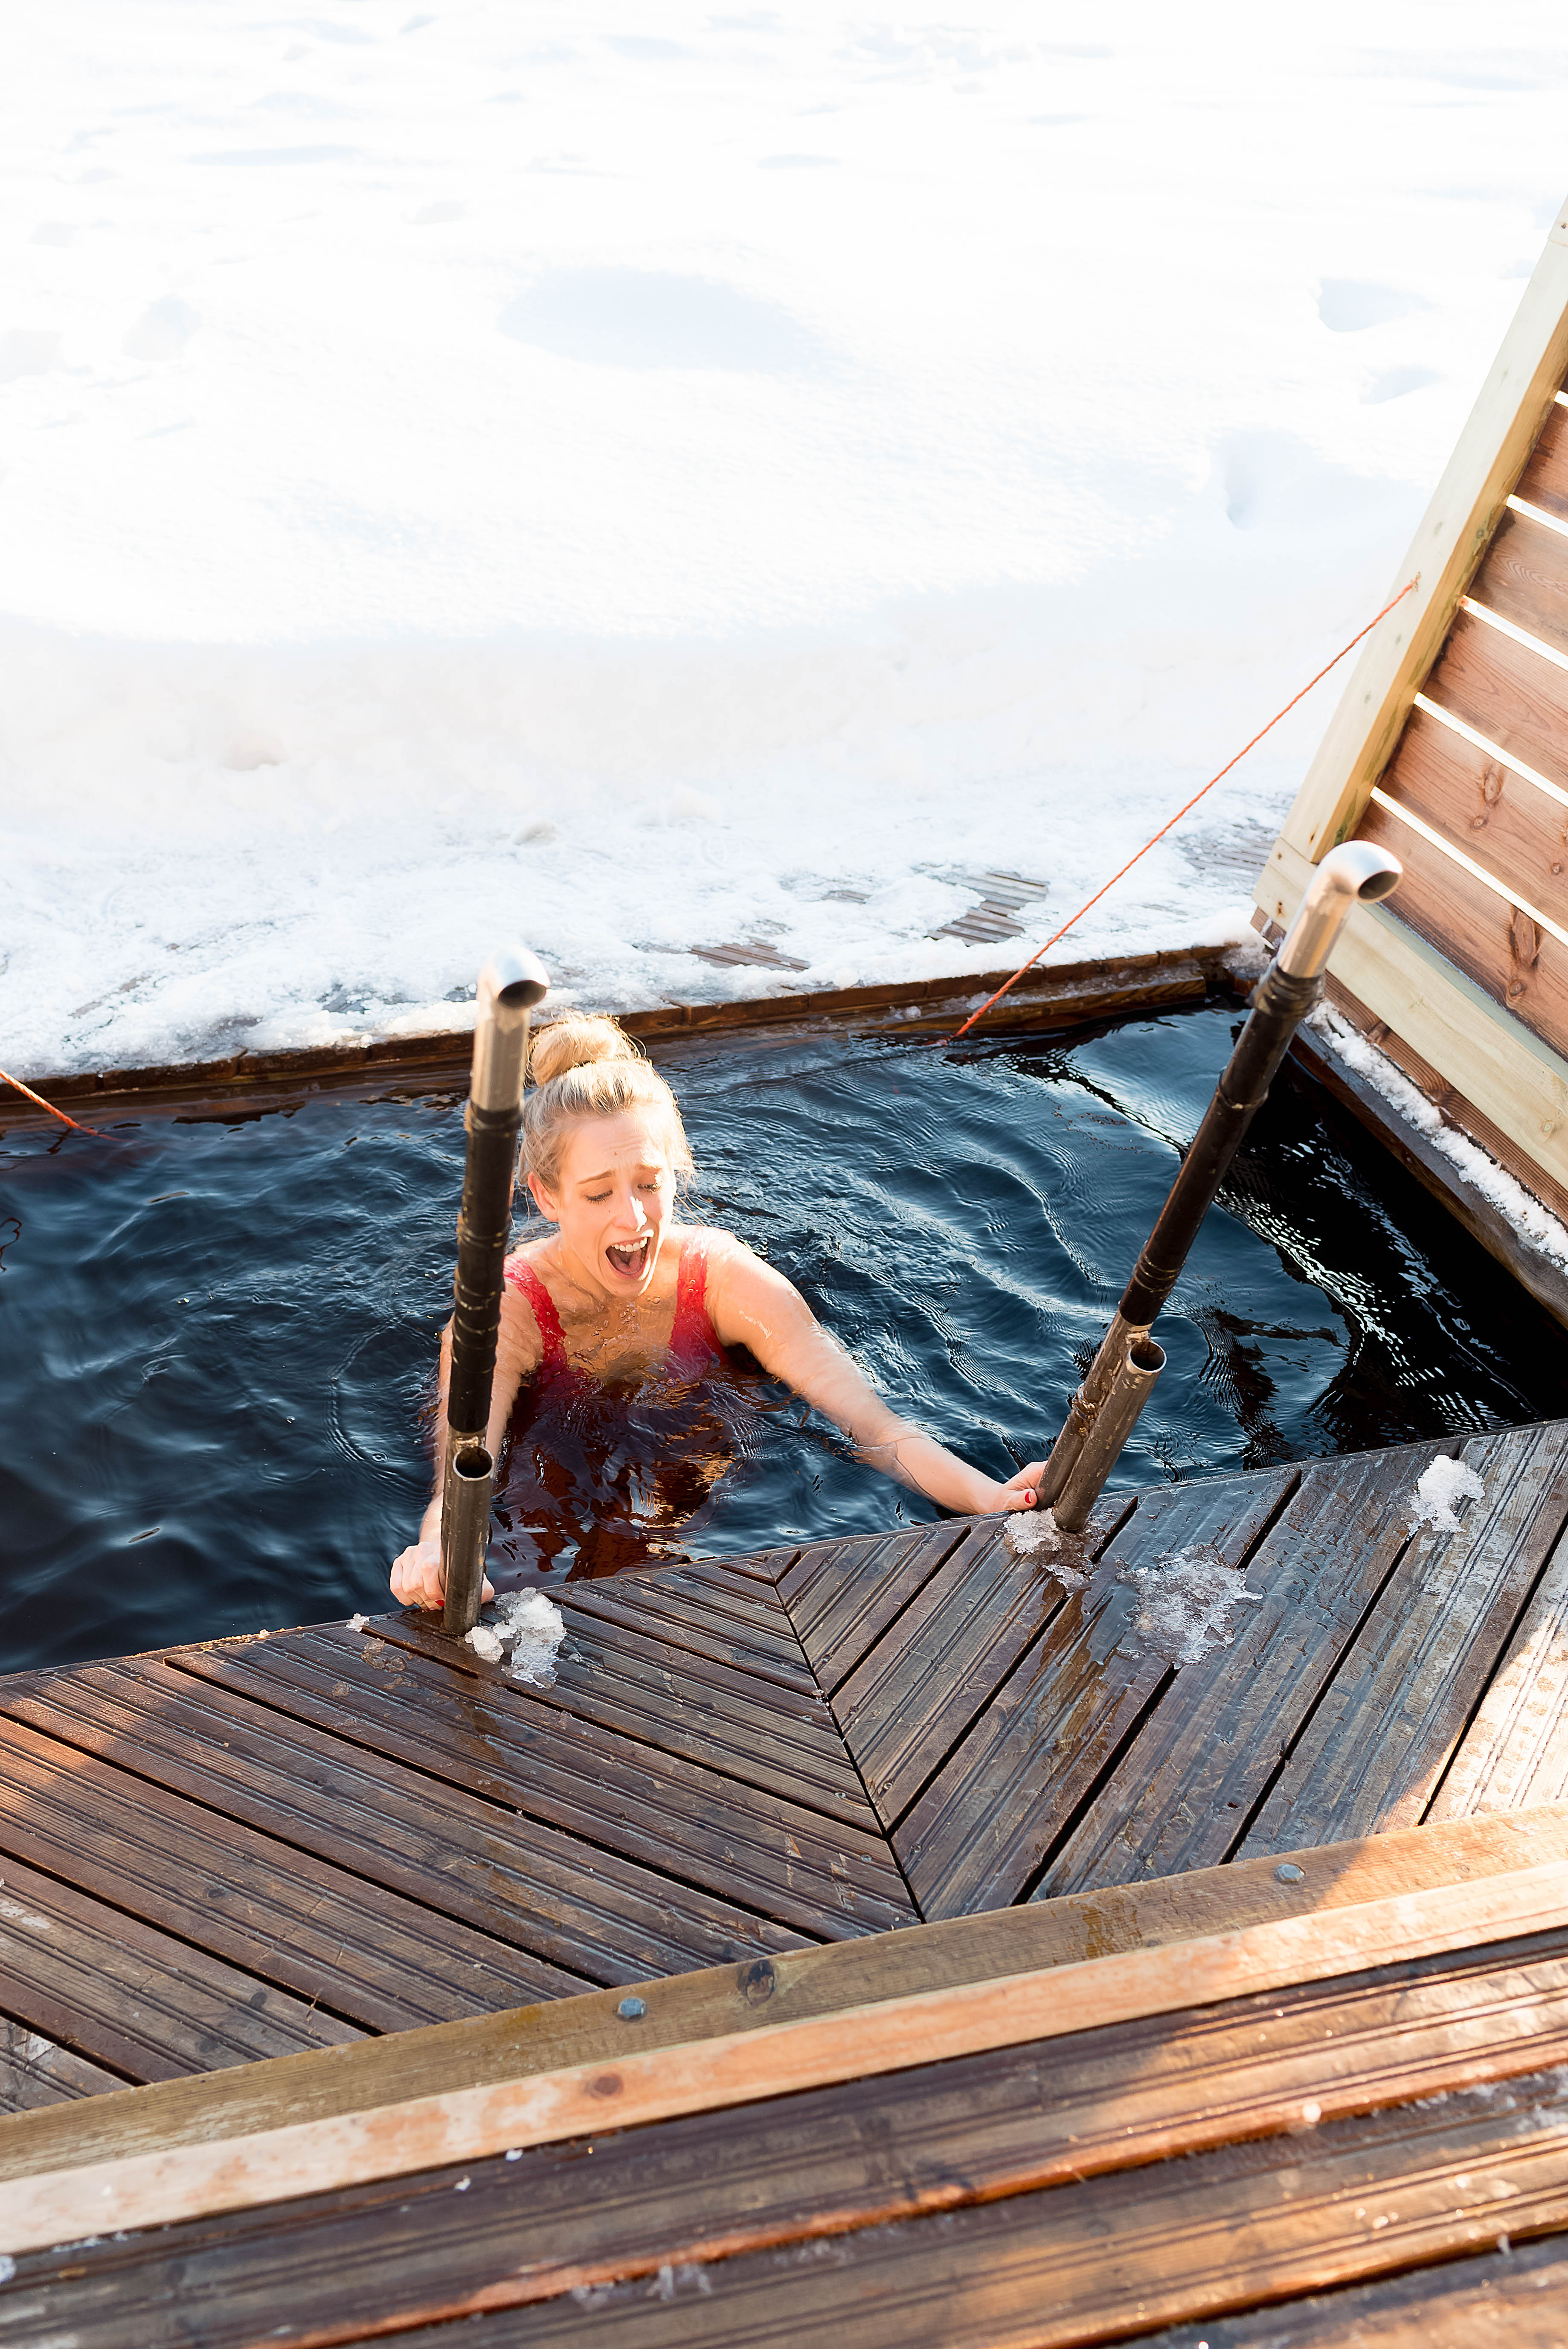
[4,3,1568,1075]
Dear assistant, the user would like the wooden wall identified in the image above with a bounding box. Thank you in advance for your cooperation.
[1257,194,1568,1236]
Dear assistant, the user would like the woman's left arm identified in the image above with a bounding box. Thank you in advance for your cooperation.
[705,1238,1044,1515]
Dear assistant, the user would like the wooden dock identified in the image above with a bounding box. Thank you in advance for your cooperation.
[5,1416,1568,2339]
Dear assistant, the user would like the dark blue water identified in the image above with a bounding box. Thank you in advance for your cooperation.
[4,1006,1565,1672]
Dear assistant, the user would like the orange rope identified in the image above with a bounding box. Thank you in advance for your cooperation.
[951,576,1420,1041]
[0,1068,103,1136]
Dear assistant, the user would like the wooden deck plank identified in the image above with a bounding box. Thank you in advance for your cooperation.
[0,2024,122,2118]
[894,1465,1298,1919]
[38,2055,1568,2349]
[778,1526,967,1698]
[1240,1421,1568,1857]
[0,1711,582,2031]
[830,1520,1070,1828]
[1423,603,1568,800]
[376,1605,877,1830]
[13,1929,1568,2344]
[1144,2233,1568,2346]
[170,1627,915,1937]
[0,1849,362,2083]
[0,1661,815,1986]
[554,1564,819,1698]
[1038,1442,1446,1896]
[7,1811,1563,2190]
[1429,1517,1568,1820]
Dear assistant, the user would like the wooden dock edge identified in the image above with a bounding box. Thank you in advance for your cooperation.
[0,944,1246,1130]
[1291,1019,1568,1331]
[5,1856,1567,2254]
[2,1807,1564,2244]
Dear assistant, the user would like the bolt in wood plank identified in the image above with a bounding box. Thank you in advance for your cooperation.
[1429,1517,1568,1820]
[1472,503,1568,663]
[376,1603,876,1830]
[1423,604,1568,801]
[1377,704,1568,928]
[168,1629,915,1939]
[0,1663,813,1987]
[9,1809,1562,2193]
[1039,1442,1446,1898]
[0,1713,581,2032]
[0,1850,361,2084]
[15,1934,1568,2345]
[897,1465,1298,1920]
[830,1520,1073,1828]
[1241,1421,1568,1857]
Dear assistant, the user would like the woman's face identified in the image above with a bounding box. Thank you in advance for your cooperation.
[529,1111,677,1300]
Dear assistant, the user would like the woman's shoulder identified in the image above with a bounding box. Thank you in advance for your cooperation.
[676,1223,754,1272]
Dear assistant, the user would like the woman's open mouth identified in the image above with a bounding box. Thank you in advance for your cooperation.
[606,1236,652,1280]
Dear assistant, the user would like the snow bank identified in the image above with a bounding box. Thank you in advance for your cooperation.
[3,5,1565,1072]
[1410,1456,1486,1535]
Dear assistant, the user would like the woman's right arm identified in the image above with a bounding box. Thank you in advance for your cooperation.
[388,1281,538,1611]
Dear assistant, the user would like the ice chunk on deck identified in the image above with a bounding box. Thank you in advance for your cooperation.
[465,1623,504,1663]
[1409,1456,1485,1535]
[1116,1542,1263,1666]
[493,1588,568,1687]
[1004,1507,1059,1558]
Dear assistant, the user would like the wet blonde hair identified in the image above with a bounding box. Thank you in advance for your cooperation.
[522,1014,694,1196]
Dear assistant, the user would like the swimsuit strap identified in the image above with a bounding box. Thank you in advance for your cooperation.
[504,1256,568,1375]
[672,1236,718,1362]
[507,1240,716,1376]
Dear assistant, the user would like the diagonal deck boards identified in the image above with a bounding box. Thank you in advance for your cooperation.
[381,1586,877,1828]
[1037,1441,1447,1896]
[555,1563,818,1698]
[1239,1421,1568,1856]
[0,1846,363,2082]
[0,1709,583,2031]
[167,1629,914,1939]
[1,1422,1567,2131]
[0,1660,814,1985]
[893,1464,1299,1919]
[0,2026,122,2118]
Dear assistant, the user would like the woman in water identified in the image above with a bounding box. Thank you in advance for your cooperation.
[391,1015,1045,1609]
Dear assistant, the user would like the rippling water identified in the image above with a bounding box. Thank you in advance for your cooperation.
[3,1006,1565,1671]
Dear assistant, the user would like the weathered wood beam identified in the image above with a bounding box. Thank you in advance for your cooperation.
[3,1855,1566,2253]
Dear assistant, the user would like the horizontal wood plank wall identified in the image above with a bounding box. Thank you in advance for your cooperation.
[1257,204,1568,1238]
[1313,970,1568,1231]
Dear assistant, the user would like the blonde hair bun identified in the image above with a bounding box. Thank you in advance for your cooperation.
[528,1013,639,1090]
[521,1011,694,1193]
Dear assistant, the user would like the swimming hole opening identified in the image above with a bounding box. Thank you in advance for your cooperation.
[2,1000,1564,1669]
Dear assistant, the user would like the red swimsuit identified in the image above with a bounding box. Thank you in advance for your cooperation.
[504,1237,718,1384]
